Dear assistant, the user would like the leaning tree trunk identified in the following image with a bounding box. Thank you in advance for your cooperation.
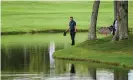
[88,1,100,40]
[112,1,119,40]
[112,1,128,41]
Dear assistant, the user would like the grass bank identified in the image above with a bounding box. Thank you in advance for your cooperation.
[1,32,89,45]
[53,34,133,69]
[1,29,88,35]
[1,1,133,33]
[1,28,133,35]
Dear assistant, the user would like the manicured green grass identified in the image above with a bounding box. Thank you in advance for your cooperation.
[53,34,133,68]
[1,32,109,46]
[1,32,89,46]
[1,1,133,32]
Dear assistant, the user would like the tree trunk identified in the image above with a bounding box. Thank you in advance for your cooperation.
[114,1,117,20]
[125,1,128,34]
[112,1,119,41]
[119,1,128,40]
[112,1,128,41]
[88,1,100,40]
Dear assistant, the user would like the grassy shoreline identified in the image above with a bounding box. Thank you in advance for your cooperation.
[1,29,88,35]
[1,28,133,35]
[53,34,133,69]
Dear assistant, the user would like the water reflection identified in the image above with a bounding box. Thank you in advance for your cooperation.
[54,59,133,80]
[129,70,133,80]
[49,41,55,69]
[1,43,133,80]
[114,69,129,80]
[89,68,96,80]
[1,44,50,73]
[97,69,114,80]
[70,64,76,74]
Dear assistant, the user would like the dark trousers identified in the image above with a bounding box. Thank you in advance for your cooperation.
[70,32,76,45]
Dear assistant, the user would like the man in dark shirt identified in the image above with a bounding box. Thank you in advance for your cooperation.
[66,16,77,45]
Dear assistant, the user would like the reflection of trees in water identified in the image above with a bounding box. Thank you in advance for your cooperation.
[55,60,94,77]
[114,69,128,80]
[96,69,129,80]
[1,43,65,74]
[1,46,6,70]
[88,68,96,80]
[54,59,131,80]
[1,44,131,80]
[76,64,89,77]
[54,44,66,74]
[1,45,25,72]
[97,69,114,80]
[29,44,50,74]
[55,59,67,74]
[1,46,7,70]
[1,44,50,74]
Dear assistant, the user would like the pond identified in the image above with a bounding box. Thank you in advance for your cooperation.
[1,33,133,80]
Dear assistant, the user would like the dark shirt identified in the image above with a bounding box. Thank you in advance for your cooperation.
[69,20,76,31]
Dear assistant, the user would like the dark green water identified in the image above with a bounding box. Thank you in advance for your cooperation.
[1,42,133,80]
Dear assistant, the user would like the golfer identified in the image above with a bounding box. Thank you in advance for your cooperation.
[66,16,77,45]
